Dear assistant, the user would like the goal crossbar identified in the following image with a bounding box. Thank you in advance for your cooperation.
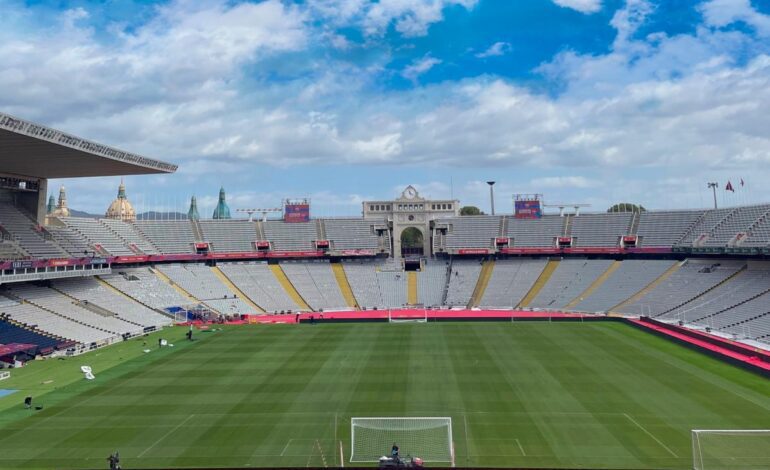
[692,429,770,470]
[351,417,453,463]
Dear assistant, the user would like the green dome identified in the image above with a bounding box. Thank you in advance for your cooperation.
[212,187,231,219]
[47,195,56,214]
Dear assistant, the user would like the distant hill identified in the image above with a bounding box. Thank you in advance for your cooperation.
[69,209,101,219]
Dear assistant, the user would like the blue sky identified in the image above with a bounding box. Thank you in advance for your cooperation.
[2,0,770,217]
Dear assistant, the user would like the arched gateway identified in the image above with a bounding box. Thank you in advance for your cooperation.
[362,185,460,258]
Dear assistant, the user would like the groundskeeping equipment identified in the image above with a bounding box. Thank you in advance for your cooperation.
[691,429,770,469]
[351,417,453,464]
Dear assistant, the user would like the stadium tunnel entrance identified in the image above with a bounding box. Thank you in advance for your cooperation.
[400,226,424,257]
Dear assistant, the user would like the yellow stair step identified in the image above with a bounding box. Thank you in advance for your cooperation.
[270,264,312,311]
[519,259,559,308]
[566,260,622,309]
[407,271,418,305]
[331,263,358,309]
[610,261,682,313]
[211,266,264,313]
[469,259,495,308]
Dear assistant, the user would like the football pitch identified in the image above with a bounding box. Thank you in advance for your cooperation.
[0,321,768,469]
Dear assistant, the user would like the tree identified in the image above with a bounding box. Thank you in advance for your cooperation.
[460,206,484,216]
[607,203,646,213]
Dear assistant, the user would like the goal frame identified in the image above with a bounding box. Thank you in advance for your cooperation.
[350,416,453,464]
[692,429,770,470]
[388,309,428,323]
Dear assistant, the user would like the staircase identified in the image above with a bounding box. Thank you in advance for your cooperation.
[610,261,683,313]
[255,221,266,241]
[499,217,508,237]
[566,261,622,309]
[331,263,358,309]
[407,271,418,305]
[190,220,204,242]
[269,264,312,311]
[469,259,495,308]
[316,219,327,240]
[519,259,559,307]
[563,215,573,237]
[654,264,747,318]
[629,211,641,235]
[211,266,264,313]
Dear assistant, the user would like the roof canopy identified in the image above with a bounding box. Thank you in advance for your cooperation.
[0,112,177,178]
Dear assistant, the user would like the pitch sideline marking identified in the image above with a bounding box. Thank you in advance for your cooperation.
[515,438,526,457]
[623,413,678,458]
[138,414,195,458]
[463,413,471,463]
[280,439,293,457]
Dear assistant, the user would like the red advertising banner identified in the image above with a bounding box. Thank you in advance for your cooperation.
[514,199,542,219]
[458,248,490,255]
[284,204,310,223]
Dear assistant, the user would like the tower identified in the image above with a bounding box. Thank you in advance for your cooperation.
[188,195,200,220]
[46,194,55,214]
[50,186,71,218]
[212,187,231,219]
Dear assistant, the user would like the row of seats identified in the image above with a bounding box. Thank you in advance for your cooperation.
[479,259,547,308]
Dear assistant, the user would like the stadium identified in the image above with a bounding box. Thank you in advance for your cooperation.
[0,111,767,470]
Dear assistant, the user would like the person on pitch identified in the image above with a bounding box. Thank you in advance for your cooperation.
[391,443,399,458]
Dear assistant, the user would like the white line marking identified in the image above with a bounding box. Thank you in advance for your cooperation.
[281,439,293,457]
[138,414,195,458]
[515,438,526,457]
[463,413,471,464]
[623,413,678,458]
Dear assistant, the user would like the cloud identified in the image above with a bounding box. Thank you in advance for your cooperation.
[551,0,602,14]
[530,176,598,189]
[308,0,478,37]
[700,0,770,37]
[475,41,512,58]
[402,55,442,82]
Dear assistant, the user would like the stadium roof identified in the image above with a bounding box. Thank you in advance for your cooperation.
[0,112,177,178]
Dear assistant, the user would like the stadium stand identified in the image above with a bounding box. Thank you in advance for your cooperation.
[280,260,348,311]
[62,217,134,255]
[479,258,548,308]
[676,208,734,246]
[0,203,69,258]
[620,259,746,316]
[46,225,92,257]
[742,214,770,247]
[324,218,380,251]
[445,259,483,307]
[417,261,449,307]
[635,210,704,247]
[218,262,301,313]
[0,299,113,344]
[53,277,170,328]
[0,315,68,353]
[506,215,564,247]
[199,220,257,253]
[100,218,159,254]
[134,220,195,254]
[342,260,385,309]
[101,268,191,310]
[5,284,141,338]
[377,269,408,308]
[572,260,676,312]
[262,220,318,251]
[528,259,614,309]
[701,204,770,247]
[570,213,631,247]
[440,216,500,250]
[155,264,254,315]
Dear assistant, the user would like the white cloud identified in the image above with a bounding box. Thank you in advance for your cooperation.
[402,55,442,82]
[700,0,770,37]
[531,176,598,188]
[309,0,478,37]
[551,0,602,14]
[475,42,512,58]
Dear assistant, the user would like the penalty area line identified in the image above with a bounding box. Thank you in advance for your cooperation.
[138,414,195,458]
[623,413,678,458]
[515,438,526,457]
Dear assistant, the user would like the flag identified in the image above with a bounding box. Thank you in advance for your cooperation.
[740,178,745,187]
[726,181,735,192]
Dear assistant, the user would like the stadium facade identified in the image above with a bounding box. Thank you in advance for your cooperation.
[1,112,770,360]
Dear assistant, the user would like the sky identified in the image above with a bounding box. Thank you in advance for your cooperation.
[2,0,770,217]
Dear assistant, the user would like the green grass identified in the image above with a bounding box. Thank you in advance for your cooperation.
[0,322,768,469]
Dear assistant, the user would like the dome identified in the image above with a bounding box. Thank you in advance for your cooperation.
[51,185,71,218]
[105,179,136,222]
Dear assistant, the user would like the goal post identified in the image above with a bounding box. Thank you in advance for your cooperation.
[350,417,453,463]
[388,310,428,323]
[692,429,770,469]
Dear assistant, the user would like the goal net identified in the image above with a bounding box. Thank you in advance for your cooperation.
[388,310,428,323]
[350,417,453,463]
[692,430,770,469]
